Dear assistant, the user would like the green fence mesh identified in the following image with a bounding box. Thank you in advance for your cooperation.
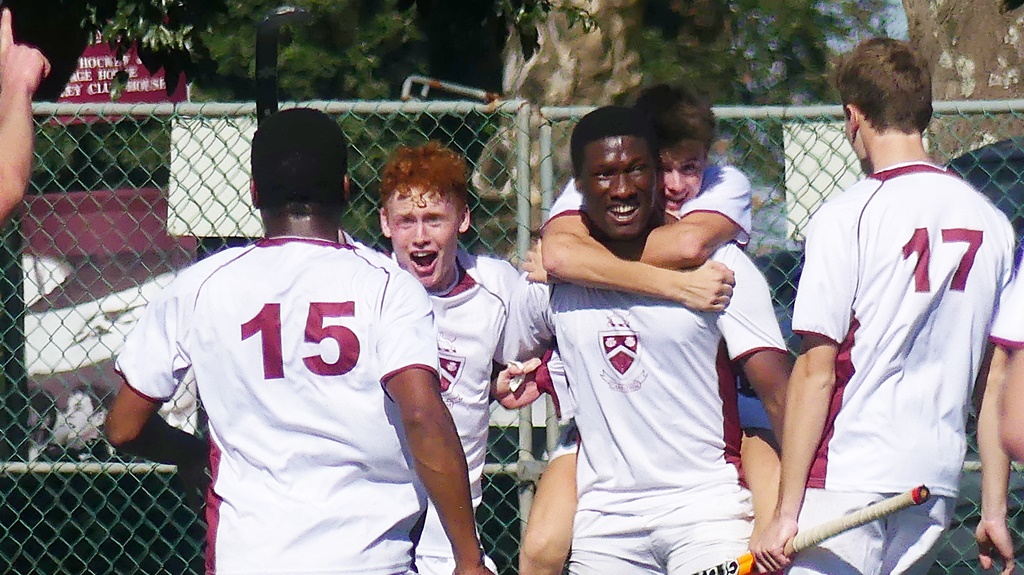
[1,99,1022,574]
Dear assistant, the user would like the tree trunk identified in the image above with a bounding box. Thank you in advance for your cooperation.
[904,0,1022,101]
[902,0,1024,157]
[502,0,645,105]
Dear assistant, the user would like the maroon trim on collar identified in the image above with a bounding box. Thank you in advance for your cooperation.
[444,263,478,297]
[256,236,351,249]
[869,163,949,182]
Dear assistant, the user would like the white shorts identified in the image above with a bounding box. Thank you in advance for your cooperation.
[414,552,497,575]
[788,488,954,575]
[569,485,753,575]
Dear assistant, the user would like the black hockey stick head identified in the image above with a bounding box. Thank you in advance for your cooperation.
[255,5,312,124]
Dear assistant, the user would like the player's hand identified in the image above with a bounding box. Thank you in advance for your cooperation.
[749,514,797,573]
[492,358,543,409]
[0,8,51,97]
[523,239,548,283]
[671,260,735,312]
[976,516,1015,575]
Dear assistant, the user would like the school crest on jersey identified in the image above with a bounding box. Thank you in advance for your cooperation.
[438,352,465,393]
[601,331,638,375]
[598,314,647,392]
[437,333,465,404]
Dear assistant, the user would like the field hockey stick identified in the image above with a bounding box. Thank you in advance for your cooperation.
[255,5,311,124]
[692,485,931,575]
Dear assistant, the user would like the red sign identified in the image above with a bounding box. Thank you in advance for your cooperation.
[58,41,188,104]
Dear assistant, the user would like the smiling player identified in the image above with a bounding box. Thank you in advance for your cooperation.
[504,106,790,575]
[519,84,784,575]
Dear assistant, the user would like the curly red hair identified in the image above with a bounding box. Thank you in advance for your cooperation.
[379,141,469,209]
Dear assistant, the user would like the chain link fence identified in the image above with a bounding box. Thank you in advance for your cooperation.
[1,99,1022,574]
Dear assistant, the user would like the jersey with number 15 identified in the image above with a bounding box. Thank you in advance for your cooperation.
[793,162,1015,499]
[116,236,440,575]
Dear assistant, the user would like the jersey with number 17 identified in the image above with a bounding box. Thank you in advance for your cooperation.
[793,162,1015,499]
[116,236,440,575]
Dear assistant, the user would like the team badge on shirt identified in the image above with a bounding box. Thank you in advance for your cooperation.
[599,314,647,392]
[438,352,465,392]
[437,333,465,403]
[602,332,637,375]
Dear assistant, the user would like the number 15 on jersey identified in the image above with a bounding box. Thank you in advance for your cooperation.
[242,302,361,379]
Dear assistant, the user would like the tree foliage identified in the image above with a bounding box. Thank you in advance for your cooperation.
[637,0,894,106]
[194,0,424,101]
[16,0,897,104]
[14,0,596,102]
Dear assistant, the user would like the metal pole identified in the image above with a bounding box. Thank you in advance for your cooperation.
[515,102,533,263]
[513,102,535,538]
[540,123,554,220]
[537,121,560,455]
[32,99,531,118]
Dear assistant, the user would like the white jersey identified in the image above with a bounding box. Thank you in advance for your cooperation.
[116,236,440,575]
[547,164,753,244]
[990,248,1024,348]
[416,251,520,559]
[792,162,1015,498]
[505,243,786,516]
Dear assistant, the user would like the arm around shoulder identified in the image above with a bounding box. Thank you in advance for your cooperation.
[540,214,735,310]
[640,211,741,268]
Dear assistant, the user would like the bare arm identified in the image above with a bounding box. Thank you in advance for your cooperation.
[104,384,210,513]
[737,349,793,437]
[750,335,838,572]
[0,8,50,224]
[736,348,791,539]
[741,429,781,540]
[1000,346,1024,461]
[105,384,208,465]
[540,215,735,311]
[519,452,577,575]
[640,211,741,267]
[976,344,1016,575]
[386,367,493,575]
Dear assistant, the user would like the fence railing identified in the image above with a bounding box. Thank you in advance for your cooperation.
[2,99,1022,574]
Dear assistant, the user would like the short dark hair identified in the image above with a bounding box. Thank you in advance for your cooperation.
[834,38,932,134]
[251,108,349,209]
[632,83,716,151]
[570,106,657,177]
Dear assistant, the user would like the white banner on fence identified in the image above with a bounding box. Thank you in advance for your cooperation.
[168,117,262,238]
[783,121,861,241]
